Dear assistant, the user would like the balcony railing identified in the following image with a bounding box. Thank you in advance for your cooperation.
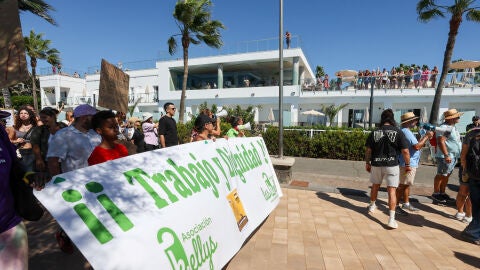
[299,71,480,92]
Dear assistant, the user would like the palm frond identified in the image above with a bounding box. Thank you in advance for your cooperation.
[168,36,177,55]
[17,0,57,26]
[466,9,480,21]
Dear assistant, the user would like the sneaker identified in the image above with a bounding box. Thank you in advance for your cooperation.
[368,204,377,213]
[463,216,473,223]
[441,193,456,202]
[387,217,398,229]
[402,203,419,212]
[455,212,466,221]
[395,206,409,216]
[55,230,74,254]
[431,193,446,203]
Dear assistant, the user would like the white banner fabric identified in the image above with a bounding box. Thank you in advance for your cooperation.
[35,137,282,270]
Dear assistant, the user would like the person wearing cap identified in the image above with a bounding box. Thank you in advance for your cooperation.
[396,112,434,215]
[192,114,214,142]
[365,109,410,229]
[45,104,101,253]
[432,108,463,204]
[158,102,179,148]
[466,115,480,132]
[142,112,158,151]
[129,117,145,153]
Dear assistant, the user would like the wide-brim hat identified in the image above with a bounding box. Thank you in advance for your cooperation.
[128,117,140,124]
[142,112,153,122]
[0,110,11,119]
[443,109,464,120]
[401,112,419,124]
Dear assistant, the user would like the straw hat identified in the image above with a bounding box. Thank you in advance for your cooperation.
[128,117,140,124]
[401,112,419,124]
[443,109,464,120]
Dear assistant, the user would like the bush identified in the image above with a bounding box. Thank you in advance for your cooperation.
[0,95,35,110]
[262,127,369,161]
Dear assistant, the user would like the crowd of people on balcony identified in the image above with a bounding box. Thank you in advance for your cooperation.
[303,65,478,92]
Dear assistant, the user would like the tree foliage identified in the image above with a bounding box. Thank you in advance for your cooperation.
[167,0,225,123]
[321,103,349,127]
[417,0,480,124]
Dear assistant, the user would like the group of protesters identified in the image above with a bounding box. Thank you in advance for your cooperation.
[365,108,480,245]
[0,100,252,268]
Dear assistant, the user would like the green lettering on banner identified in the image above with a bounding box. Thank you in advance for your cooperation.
[256,139,269,164]
[168,159,201,193]
[157,227,218,270]
[211,157,230,191]
[62,189,113,244]
[85,182,134,232]
[260,172,279,202]
[124,168,170,209]
[165,169,193,198]
[151,173,180,203]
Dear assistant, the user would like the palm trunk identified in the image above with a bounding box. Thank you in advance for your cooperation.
[31,58,39,113]
[179,37,189,123]
[1,88,12,108]
[429,15,461,125]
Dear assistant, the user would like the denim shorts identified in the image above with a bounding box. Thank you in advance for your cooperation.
[436,157,457,176]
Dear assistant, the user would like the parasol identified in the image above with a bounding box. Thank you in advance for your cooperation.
[449,60,480,70]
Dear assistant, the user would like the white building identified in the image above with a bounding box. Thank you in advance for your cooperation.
[39,47,479,133]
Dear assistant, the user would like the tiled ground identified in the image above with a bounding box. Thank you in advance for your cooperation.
[227,188,479,270]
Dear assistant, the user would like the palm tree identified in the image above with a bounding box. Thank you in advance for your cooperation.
[417,0,480,125]
[321,103,349,127]
[24,30,60,112]
[168,0,225,122]
[17,0,57,25]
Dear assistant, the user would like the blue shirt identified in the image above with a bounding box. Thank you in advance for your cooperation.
[435,123,461,158]
[398,127,420,167]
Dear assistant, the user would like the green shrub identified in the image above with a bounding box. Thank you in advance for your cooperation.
[262,127,369,161]
[0,95,35,110]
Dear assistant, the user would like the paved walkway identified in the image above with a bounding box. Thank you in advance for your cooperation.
[227,188,478,270]
[27,158,478,269]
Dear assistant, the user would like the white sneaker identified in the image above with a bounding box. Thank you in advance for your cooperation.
[368,204,377,213]
[388,218,398,229]
[455,212,466,220]
[463,216,473,223]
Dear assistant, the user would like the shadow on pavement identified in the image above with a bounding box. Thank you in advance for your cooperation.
[315,190,392,230]
[454,251,480,268]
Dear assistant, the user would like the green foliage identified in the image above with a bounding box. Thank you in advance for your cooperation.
[262,127,369,161]
[315,65,325,77]
[0,95,35,110]
[176,120,195,144]
[224,105,256,129]
[321,103,349,127]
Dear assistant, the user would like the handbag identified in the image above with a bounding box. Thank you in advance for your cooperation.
[9,162,44,221]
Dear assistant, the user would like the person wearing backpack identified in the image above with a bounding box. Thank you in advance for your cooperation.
[460,126,480,245]
[432,109,463,204]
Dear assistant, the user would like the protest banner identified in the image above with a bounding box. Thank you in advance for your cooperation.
[0,0,29,88]
[35,137,282,270]
[98,59,129,112]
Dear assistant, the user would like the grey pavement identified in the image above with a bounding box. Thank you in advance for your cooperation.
[288,157,460,203]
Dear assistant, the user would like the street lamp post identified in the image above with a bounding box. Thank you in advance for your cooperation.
[369,75,374,129]
[278,0,284,158]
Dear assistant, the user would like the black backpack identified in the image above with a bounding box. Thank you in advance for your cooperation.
[466,133,480,180]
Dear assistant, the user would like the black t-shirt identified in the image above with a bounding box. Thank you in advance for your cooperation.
[158,116,178,147]
[365,125,408,167]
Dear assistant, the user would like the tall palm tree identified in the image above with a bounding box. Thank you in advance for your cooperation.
[17,0,57,25]
[417,0,480,125]
[168,0,224,122]
[24,29,60,112]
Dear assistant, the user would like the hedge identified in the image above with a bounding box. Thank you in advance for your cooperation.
[262,127,369,161]
[0,96,35,110]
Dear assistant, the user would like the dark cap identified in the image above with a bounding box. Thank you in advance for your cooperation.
[0,110,11,119]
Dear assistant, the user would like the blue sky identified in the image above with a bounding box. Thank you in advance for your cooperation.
[19,0,480,77]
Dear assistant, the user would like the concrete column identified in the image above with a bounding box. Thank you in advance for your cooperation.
[291,104,298,126]
[217,64,223,89]
[254,106,259,123]
[55,86,61,107]
[233,72,239,87]
[293,57,300,85]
